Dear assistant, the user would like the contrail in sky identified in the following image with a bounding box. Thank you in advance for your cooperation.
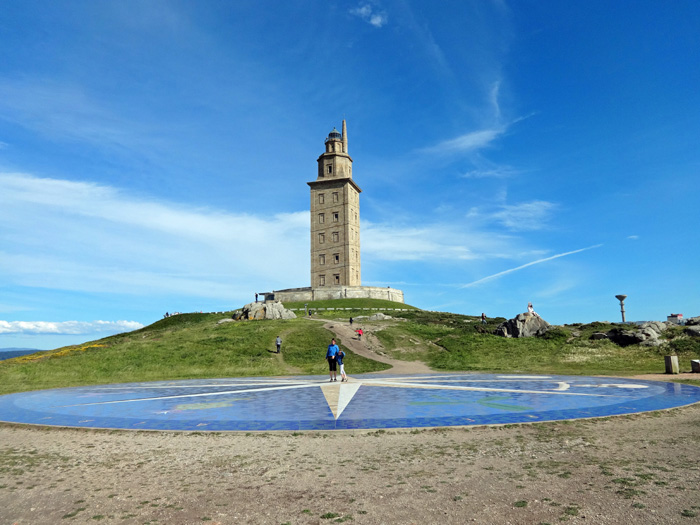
[461,244,603,288]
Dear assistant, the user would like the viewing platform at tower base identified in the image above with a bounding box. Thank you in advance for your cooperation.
[266,285,404,304]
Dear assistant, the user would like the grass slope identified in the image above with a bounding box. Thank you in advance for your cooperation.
[377,311,700,376]
[1,305,699,395]
[0,313,389,395]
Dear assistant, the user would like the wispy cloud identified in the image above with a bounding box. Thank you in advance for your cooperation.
[421,127,504,155]
[0,79,141,149]
[0,172,310,300]
[461,166,520,179]
[362,222,517,262]
[461,244,604,288]
[490,201,557,231]
[0,320,143,335]
[350,4,388,28]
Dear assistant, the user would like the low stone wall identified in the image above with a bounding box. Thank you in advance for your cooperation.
[287,307,412,312]
[271,286,404,304]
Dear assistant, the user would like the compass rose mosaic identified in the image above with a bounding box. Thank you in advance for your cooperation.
[1,374,699,431]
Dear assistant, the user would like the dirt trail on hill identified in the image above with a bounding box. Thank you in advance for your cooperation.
[312,318,434,375]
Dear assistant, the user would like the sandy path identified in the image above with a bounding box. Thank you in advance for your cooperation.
[318,319,434,375]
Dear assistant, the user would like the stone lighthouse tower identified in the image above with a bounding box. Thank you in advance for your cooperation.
[308,120,362,289]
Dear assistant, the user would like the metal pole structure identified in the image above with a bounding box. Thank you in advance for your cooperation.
[615,295,627,323]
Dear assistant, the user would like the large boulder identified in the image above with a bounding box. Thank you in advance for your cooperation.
[496,313,551,338]
[606,321,668,347]
[685,316,700,326]
[684,325,700,337]
[232,301,296,321]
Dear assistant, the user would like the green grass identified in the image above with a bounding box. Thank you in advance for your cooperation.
[0,313,389,395]
[1,304,699,395]
[375,311,700,375]
[283,298,417,319]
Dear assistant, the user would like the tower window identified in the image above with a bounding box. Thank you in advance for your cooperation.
[319,275,326,286]
[319,254,325,265]
[333,253,339,264]
[332,232,339,243]
[319,233,325,244]
[332,192,339,203]
[327,165,333,174]
[334,274,340,285]
[333,212,339,222]
[318,213,324,224]
[319,193,325,204]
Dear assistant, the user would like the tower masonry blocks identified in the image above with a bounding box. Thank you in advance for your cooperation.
[308,120,361,288]
[269,120,404,304]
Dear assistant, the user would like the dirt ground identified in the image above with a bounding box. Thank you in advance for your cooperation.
[1,324,699,524]
[1,399,698,525]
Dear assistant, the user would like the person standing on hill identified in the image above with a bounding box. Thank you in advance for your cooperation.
[337,347,347,382]
[481,313,487,325]
[275,335,282,354]
[326,339,339,382]
[356,328,363,341]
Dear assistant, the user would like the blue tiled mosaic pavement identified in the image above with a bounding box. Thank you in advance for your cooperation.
[1,374,699,431]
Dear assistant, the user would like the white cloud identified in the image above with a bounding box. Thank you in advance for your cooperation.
[0,320,144,335]
[421,127,504,155]
[0,172,310,299]
[0,79,141,149]
[489,201,557,231]
[461,166,520,179]
[362,221,516,262]
[461,244,603,288]
[350,4,388,28]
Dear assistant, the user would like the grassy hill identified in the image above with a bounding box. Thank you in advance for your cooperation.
[1,299,699,395]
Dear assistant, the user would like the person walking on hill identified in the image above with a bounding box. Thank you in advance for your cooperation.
[356,328,363,341]
[275,335,282,354]
[337,347,347,382]
[349,317,353,327]
[326,339,339,382]
[481,313,487,325]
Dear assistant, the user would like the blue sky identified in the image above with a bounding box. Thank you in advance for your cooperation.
[1,1,699,350]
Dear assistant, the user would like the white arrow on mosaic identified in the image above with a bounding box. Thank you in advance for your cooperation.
[320,382,362,419]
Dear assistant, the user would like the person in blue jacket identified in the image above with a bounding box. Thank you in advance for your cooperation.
[326,339,339,382]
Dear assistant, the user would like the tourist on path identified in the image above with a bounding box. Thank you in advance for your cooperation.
[326,339,339,382]
[337,348,347,382]
[356,328,363,341]
[349,317,353,327]
[481,313,487,325]
[275,335,282,354]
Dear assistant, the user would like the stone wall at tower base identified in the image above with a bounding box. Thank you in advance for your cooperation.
[267,286,404,304]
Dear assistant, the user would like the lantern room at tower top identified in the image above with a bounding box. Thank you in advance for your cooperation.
[266,120,404,304]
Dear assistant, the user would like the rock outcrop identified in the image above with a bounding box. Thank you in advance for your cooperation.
[496,313,551,338]
[684,325,700,337]
[232,301,296,321]
[352,313,393,321]
[596,321,669,347]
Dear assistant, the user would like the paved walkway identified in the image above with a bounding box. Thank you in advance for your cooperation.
[1,373,699,431]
